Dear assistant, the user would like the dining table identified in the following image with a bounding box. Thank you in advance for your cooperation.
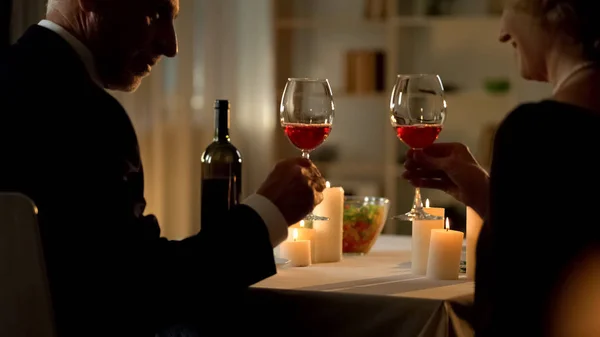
[239,234,475,337]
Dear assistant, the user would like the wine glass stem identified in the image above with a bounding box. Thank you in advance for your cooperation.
[412,187,424,211]
[302,151,310,160]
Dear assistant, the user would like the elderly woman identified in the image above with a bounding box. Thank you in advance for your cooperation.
[402,1,600,336]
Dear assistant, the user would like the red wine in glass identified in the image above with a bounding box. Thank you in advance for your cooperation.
[395,124,442,149]
[280,78,335,222]
[284,123,332,152]
[390,74,447,221]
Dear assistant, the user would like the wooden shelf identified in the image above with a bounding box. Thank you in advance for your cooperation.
[390,15,500,27]
[275,15,500,30]
[272,0,546,232]
[276,18,387,30]
[276,89,387,99]
[334,91,387,99]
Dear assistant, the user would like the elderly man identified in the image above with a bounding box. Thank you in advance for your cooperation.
[0,0,325,335]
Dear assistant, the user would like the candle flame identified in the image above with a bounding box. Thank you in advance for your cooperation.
[425,199,430,208]
[325,181,331,188]
[445,217,450,231]
[300,220,305,227]
[293,228,298,241]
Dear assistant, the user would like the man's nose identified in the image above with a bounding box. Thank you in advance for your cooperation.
[157,22,178,58]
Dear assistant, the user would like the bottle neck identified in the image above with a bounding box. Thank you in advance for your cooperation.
[214,107,230,142]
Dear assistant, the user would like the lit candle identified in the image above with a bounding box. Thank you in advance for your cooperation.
[425,198,445,218]
[289,220,304,229]
[313,181,344,263]
[411,199,445,275]
[279,228,311,267]
[466,207,483,280]
[426,218,464,280]
[287,220,316,262]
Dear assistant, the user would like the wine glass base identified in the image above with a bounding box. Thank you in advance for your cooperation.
[304,213,329,221]
[392,209,443,221]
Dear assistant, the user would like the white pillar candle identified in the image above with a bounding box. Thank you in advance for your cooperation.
[286,220,316,262]
[287,220,313,239]
[412,219,444,275]
[424,198,445,218]
[427,218,464,280]
[277,220,303,258]
[466,207,483,280]
[313,182,344,263]
[279,228,311,267]
[411,199,445,275]
[289,220,304,230]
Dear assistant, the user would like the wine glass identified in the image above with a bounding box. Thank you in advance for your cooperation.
[390,74,447,221]
[280,78,335,221]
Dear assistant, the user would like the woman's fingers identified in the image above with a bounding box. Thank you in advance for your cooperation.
[403,168,449,180]
[407,176,455,193]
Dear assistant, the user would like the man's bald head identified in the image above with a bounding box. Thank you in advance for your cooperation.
[44,0,179,92]
[46,0,73,15]
[46,0,57,13]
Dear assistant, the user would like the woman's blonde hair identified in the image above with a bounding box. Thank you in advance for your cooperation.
[523,0,600,60]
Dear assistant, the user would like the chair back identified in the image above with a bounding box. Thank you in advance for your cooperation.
[0,193,56,337]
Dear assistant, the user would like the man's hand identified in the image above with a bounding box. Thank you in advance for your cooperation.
[257,158,326,225]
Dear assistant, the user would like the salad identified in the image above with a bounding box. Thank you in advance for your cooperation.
[343,202,386,254]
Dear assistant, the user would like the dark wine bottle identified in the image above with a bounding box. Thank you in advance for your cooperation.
[200,99,242,231]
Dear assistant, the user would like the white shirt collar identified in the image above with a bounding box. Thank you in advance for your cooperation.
[38,19,103,87]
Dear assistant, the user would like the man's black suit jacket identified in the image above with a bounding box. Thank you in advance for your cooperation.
[0,25,276,336]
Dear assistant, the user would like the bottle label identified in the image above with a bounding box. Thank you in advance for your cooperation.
[200,162,242,231]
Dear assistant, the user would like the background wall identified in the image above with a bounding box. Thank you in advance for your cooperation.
[8,0,552,237]
[272,0,552,233]
[113,0,277,239]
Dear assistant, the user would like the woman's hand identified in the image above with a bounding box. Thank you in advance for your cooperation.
[402,142,490,218]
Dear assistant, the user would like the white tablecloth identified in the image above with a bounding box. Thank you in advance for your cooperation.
[259,235,473,300]
[242,235,475,337]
